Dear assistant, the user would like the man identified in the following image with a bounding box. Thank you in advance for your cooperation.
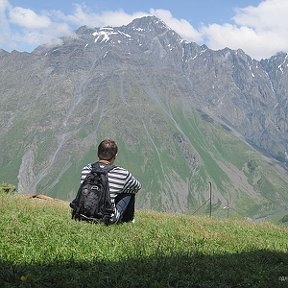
[80,139,141,224]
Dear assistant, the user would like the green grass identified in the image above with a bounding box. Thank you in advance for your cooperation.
[1,193,288,288]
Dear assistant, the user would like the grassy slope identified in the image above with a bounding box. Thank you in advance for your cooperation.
[1,193,288,288]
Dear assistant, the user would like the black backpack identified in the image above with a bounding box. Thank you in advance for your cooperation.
[70,162,116,225]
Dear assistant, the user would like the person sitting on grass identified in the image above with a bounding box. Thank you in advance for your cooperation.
[80,139,141,224]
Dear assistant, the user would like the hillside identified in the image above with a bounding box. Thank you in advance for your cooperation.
[0,193,288,288]
[0,16,288,219]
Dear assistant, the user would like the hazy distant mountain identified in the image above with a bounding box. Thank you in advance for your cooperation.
[0,16,287,218]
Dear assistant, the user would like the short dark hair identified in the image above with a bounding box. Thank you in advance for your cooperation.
[97,139,118,161]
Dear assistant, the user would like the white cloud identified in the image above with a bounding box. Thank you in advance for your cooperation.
[0,0,9,10]
[201,22,288,60]
[17,22,72,46]
[233,0,288,31]
[200,0,288,59]
[0,1,74,51]
[55,4,148,28]
[9,7,51,29]
[150,9,202,43]
[0,0,12,49]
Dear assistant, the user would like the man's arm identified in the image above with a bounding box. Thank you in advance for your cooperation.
[123,171,141,193]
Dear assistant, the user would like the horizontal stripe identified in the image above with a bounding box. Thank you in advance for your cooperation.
[80,164,141,196]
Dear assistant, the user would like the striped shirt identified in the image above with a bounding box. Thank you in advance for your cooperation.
[80,163,141,202]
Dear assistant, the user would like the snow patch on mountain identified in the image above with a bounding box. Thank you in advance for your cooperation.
[278,53,288,74]
[93,28,117,43]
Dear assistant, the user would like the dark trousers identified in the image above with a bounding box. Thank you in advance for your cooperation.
[115,193,135,223]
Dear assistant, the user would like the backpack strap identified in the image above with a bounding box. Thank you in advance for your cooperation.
[91,162,116,174]
[91,162,116,225]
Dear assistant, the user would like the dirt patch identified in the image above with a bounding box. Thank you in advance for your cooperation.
[16,193,69,205]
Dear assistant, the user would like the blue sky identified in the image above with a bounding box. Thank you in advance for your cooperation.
[1,0,287,60]
[9,0,262,26]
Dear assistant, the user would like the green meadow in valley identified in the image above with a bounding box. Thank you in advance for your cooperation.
[0,192,288,288]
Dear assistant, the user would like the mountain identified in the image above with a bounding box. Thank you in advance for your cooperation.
[0,16,288,218]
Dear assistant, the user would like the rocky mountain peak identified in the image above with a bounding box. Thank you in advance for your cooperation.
[75,25,95,36]
[126,15,170,32]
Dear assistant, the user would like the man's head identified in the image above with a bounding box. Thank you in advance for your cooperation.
[97,139,118,162]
